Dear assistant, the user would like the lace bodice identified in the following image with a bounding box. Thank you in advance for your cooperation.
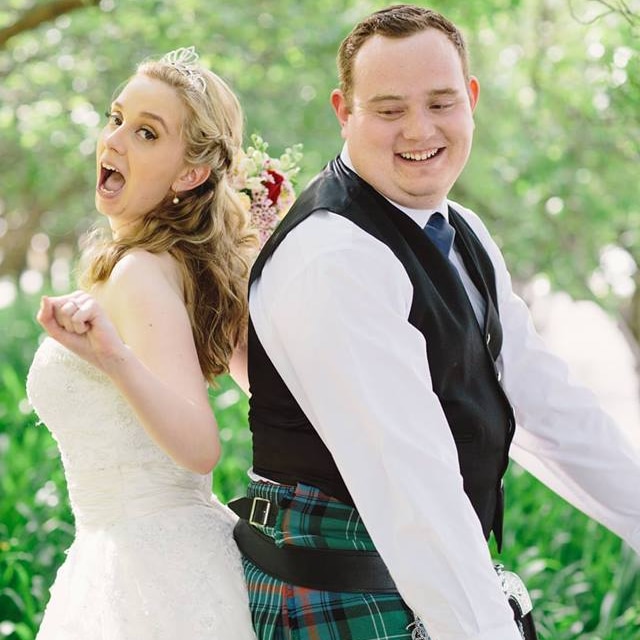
[26,337,217,530]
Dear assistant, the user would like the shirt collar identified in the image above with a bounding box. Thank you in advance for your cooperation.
[339,144,448,228]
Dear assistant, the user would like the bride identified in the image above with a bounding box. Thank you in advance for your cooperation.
[27,47,258,638]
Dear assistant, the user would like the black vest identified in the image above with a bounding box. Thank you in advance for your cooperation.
[248,157,515,546]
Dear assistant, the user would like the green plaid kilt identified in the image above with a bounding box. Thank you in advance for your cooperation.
[240,481,425,640]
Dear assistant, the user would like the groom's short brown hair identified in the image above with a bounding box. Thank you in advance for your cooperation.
[337,4,470,107]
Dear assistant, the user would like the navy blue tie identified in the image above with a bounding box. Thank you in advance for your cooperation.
[424,212,455,258]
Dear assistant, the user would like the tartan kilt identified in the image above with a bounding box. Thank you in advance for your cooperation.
[239,481,421,640]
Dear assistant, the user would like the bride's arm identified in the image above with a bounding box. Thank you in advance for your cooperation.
[37,250,220,474]
[228,342,250,396]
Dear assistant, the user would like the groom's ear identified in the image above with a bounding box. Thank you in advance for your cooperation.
[331,90,351,140]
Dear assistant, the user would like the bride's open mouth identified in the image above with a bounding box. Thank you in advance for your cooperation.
[98,163,126,195]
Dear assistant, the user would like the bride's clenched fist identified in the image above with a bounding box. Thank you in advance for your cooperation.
[37,291,128,373]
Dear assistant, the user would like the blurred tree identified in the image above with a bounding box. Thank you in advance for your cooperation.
[0,0,100,49]
[1,1,639,637]
[583,0,640,26]
[0,0,638,341]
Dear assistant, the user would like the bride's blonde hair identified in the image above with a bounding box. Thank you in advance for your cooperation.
[79,54,257,382]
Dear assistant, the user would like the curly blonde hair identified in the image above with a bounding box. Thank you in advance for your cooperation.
[80,55,258,382]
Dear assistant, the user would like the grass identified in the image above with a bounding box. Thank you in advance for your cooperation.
[1,293,638,639]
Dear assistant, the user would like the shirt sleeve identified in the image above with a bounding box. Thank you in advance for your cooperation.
[456,204,640,554]
[250,211,523,640]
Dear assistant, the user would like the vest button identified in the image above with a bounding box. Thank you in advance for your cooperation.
[486,332,491,345]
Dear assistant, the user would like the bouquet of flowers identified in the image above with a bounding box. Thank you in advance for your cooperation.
[232,134,304,247]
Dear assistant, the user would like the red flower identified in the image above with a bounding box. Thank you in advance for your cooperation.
[263,169,285,205]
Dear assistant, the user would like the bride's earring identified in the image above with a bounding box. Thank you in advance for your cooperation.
[172,191,180,204]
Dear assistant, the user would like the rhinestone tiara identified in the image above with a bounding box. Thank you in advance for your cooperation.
[160,46,206,93]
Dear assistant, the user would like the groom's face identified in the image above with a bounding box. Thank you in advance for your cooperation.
[331,29,479,210]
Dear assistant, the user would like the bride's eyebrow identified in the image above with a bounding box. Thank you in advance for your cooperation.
[112,101,170,134]
[138,111,169,134]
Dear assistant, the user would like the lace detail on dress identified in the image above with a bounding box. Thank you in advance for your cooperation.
[28,338,169,471]
[27,337,257,639]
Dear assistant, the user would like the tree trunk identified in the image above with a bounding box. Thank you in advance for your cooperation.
[0,0,100,50]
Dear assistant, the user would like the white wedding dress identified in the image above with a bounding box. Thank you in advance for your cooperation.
[26,337,257,639]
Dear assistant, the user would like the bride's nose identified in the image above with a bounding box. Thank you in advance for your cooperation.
[103,126,126,155]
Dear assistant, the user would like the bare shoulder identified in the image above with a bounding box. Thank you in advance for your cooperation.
[108,249,183,297]
[93,250,185,326]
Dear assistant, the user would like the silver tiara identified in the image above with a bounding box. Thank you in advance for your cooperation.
[160,46,206,93]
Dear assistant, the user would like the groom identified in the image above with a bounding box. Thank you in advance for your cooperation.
[231,5,640,640]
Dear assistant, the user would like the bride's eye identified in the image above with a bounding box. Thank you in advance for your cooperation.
[105,111,122,126]
[138,127,158,141]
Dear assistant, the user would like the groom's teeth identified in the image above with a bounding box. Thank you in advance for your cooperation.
[400,150,438,161]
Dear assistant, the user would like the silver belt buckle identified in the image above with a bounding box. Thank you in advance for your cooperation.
[249,497,272,527]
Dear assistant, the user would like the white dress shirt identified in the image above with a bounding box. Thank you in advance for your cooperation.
[249,150,640,640]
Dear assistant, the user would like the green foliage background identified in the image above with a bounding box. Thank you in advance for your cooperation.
[1,1,639,639]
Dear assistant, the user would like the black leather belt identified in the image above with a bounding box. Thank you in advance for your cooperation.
[228,496,279,527]
[229,497,398,593]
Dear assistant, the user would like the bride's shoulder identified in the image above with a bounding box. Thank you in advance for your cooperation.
[91,250,183,315]
[109,249,182,293]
